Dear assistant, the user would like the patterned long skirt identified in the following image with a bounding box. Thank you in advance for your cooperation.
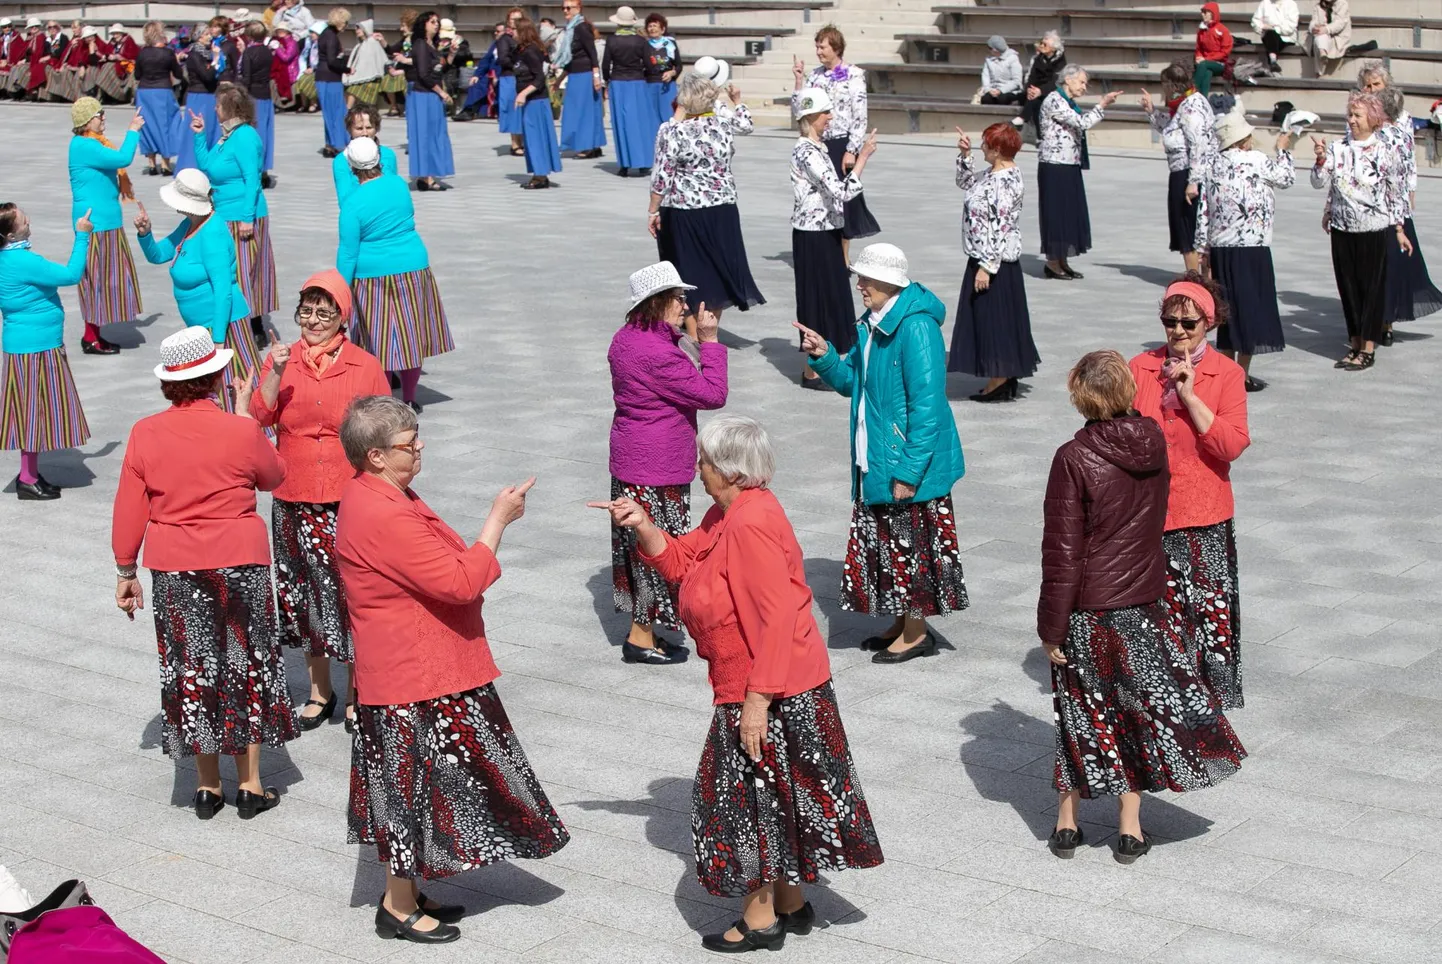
[610,476,688,631]
[380,70,407,96]
[1052,602,1246,798]
[348,684,571,880]
[693,681,884,898]
[229,217,279,317]
[1163,520,1243,710]
[293,71,317,101]
[345,78,383,105]
[840,495,969,618]
[0,348,90,453]
[273,499,352,661]
[46,67,83,102]
[351,269,455,371]
[93,65,130,102]
[77,228,143,327]
[151,565,299,758]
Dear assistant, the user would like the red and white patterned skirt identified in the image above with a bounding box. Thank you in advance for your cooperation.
[840,495,970,618]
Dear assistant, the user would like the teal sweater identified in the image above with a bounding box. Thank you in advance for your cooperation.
[0,233,92,354]
[332,145,400,206]
[68,132,140,232]
[195,126,269,224]
[138,216,249,341]
[336,173,430,283]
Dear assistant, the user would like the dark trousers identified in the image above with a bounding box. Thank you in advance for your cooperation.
[1193,59,1226,94]
[1021,94,1043,136]
[1260,30,1290,60]
[1331,228,1390,345]
[981,89,1023,106]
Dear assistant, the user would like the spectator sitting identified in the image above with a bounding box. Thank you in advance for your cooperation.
[1017,30,1066,142]
[980,35,1023,106]
[1307,0,1350,76]
[1194,3,1233,95]
[1251,0,1299,76]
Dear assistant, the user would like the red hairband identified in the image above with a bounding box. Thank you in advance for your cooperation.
[1164,281,1215,328]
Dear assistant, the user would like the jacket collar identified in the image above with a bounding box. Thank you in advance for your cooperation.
[355,469,421,508]
[860,285,912,337]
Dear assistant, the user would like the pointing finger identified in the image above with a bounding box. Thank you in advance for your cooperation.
[515,476,537,495]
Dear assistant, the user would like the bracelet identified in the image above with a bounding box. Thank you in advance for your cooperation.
[116,564,138,579]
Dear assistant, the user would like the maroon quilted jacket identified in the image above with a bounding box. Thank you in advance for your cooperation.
[1037,415,1170,645]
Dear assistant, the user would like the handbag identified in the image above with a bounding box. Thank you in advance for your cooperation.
[0,880,164,964]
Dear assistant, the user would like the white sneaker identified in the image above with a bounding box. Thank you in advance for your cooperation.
[1010,116,1024,127]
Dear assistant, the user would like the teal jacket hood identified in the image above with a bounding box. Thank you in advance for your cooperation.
[865,281,947,337]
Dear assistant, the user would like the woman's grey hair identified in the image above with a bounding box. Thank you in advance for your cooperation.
[1357,59,1391,87]
[676,72,720,116]
[340,394,417,470]
[1377,84,1405,122]
[697,415,774,489]
[1059,64,1087,84]
[1042,29,1063,55]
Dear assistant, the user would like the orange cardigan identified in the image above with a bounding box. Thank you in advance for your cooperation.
[335,472,502,706]
[1130,347,1250,531]
[641,487,831,705]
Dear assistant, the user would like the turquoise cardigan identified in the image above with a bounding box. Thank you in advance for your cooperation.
[68,131,140,232]
[336,173,430,283]
[0,232,92,355]
[812,282,966,505]
[138,216,249,341]
[195,126,269,224]
[332,145,400,206]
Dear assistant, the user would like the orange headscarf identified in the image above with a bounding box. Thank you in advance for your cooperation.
[296,269,354,377]
[81,130,134,201]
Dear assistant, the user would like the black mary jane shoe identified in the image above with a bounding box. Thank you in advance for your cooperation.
[344,703,357,734]
[375,904,461,944]
[970,377,1018,403]
[1244,376,1267,393]
[298,691,337,731]
[779,902,816,935]
[1114,833,1151,865]
[15,478,60,501]
[1064,266,1085,280]
[416,893,465,924]
[81,338,120,355]
[1048,826,1084,859]
[1334,350,1360,369]
[235,787,281,820]
[701,918,786,954]
[621,640,684,665]
[193,789,226,820]
[1342,350,1375,372]
[1043,266,1072,281]
[871,633,937,664]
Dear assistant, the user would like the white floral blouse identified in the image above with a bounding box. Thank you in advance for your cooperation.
[1311,134,1408,234]
[1193,148,1295,251]
[1377,111,1418,217]
[792,62,868,153]
[1038,90,1105,166]
[1147,93,1217,175]
[955,155,1023,273]
[649,105,755,210]
[791,137,862,231]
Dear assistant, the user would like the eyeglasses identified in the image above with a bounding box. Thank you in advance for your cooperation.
[295,305,340,324]
[390,433,422,455]
[1160,315,1202,332]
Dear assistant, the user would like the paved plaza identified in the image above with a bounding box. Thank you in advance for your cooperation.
[1,102,1441,964]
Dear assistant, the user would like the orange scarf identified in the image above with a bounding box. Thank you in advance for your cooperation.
[82,130,134,201]
[299,332,346,377]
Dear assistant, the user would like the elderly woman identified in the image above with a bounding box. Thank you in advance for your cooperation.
[133,22,181,175]
[949,122,1038,403]
[1252,0,1300,75]
[980,36,1023,105]
[1042,350,1245,864]
[791,87,877,388]
[644,12,680,121]
[337,136,454,411]
[175,19,223,172]
[648,72,764,325]
[605,261,727,663]
[1038,66,1119,280]
[237,22,276,182]
[270,23,300,106]
[1020,30,1066,141]
[796,244,968,662]
[250,270,388,732]
[315,6,351,156]
[603,6,657,178]
[1307,0,1350,76]
[344,18,388,107]
[1194,112,1294,390]
[557,0,605,160]
[1141,63,1216,273]
[337,395,569,944]
[1129,274,1249,710]
[594,414,883,951]
[512,17,562,190]
[0,204,93,500]
[1310,90,1411,371]
[112,325,296,819]
[1374,85,1442,336]
[1193,3,1232,96]
[67,96,144,356]
[333,103,399,203]
[406,11,455,191]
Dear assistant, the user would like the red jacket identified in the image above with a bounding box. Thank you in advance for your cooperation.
[1196,4,1233,62]
[641,487,831,704]
[1130,347,1249,531]
[26,34,51,90]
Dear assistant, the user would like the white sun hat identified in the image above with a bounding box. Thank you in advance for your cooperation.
[849,243,911,288]
[109,23,126,34]
[691,55,730,89]
[159,168,215,217]
[1280,108,1320,135]
[1,18,14,28]
[81,26,99,38]
[231,8,252,22]
[627,261,695,313]
[25,17,42,29]
[344,136,380,170]
[793,87,833,121]
[154,326,234,381]
[1214,109,1255,149]
[609,5,640,26]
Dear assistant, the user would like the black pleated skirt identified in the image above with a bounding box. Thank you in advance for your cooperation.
[824,136,880,240]
[1211,246,1285,355]
[1383,217,1442,323]
[1167,168,1199,254]
[1037,162,1091,260]
[1330,228,1389,344]
[792,227,857,352]
[657,204,766,315]
[948,258,1040,378]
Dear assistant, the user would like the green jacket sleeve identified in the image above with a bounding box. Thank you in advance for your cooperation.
[892,319,947,488]
[811,340,858,397]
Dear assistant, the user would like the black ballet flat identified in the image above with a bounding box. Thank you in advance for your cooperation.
[416,893,465,924]
[235,787,280,820]
[970,378,1018,403]
[1114,833,1150,865]
[858,633,900,651]
[700,917,785,953]
[1244,376,1267,393]
[634,167,651,177]
[1380,329,1394,347]
[799,374,830,391]
[193,789,225,820]
[1048,826,1084,859]
[261,173,275,189]
[576,148,603,159]
[15,478,59,501]
[415,179,432,192]
[779,902,816,935]
[1064,267,1085,280]
[432,180,453,191]
[298,691,337,731]
[621,640,684,665]
[374,904,461,944]
[1043,266,1072,281]
[616,166,631,177]
[871,633,937,664]
[522,176,551,190]
[34,475,61,497]
[81,338,120,355]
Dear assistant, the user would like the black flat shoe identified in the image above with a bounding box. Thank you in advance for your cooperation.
[15,478,59,501]
[1114,833,1150,865]
[416,892,465,924]
[616,166,631,177]
[34,475,61,497]
[634,167,651,177]
[408,400,424,415]
[1342,350,1375,371]
[522,176,551,190]
[1043,266,1072,280]
[1048,826,1084,859]
[1380,329,1394,347]
[1064,267,1085,280]
[193,789,225,820]
[779,902,816,935]
[375,905,460,944]
[432,180,453,191]
[235,787,280,820]
[701,918,785,953]
[344,703,357,734]
[621,640,684,665]
[799,374,829,391]
[415,179,432,192]
[261,173,275,189]
[970,378,1018,403]
[298,692,337,731]
[81,338,120,355]
[871,633,937,664]
[388,371,401,390]
[654,635,690,658]
[249,317,268,349]
[576,148,603,159]
[1334,350,1359,369]
[858,632,901,651]
[1244,376,1267,393]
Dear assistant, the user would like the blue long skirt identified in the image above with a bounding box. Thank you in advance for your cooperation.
[136,88,179,158]
[254,98,276,171]
[560,75,606,153]
[520,97,562,177]
[652,79,676,122]
[498,75,523,134]
[609,79,656,169]
[173,91,216,172]
[317,80,348,149]
[406,87,456,178]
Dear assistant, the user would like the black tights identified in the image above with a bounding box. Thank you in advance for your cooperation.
[1261,30,1290,60]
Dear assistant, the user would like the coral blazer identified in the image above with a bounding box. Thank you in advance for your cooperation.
[335,472,502,706]
[1130,347,1250,531]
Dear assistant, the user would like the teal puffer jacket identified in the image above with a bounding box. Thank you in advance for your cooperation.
[812,282,966,505]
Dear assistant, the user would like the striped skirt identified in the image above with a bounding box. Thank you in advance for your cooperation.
[1,64,29,95]
[380,70,407,95]
[217,318,266,420]
[93,65,131,102]
[293,71,317,100]
[345,78,383,105]
[229,217,278,316]
[78,228,143,327]
[46,67,84,103]
[351,269,455,371]
[0,348,91,453]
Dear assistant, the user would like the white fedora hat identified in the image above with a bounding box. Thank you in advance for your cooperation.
[159,168,215,217]
[849,242,911,288]
[608,5,640,26]
[154,326,234,381]
[626,261,695,313]
[691,55,730,89]
[793,87,833,121]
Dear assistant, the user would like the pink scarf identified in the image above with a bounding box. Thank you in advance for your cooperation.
[1161,341,1207,411]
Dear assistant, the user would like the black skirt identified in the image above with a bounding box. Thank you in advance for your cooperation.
[792,227,857,352]
[1383,217,1442,323]
[657,204,766,315]
[1036,162,1091,260]
[1167,168,1199,254]
[1210,246,1285,355]
[948,258,1040,378]
[824,136,880,240]
[1330,228,1389,344]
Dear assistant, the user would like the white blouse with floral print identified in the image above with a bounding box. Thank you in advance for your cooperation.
[1038,90,1105,166]
[1377,111,1418,217]
[955,154,1023,274]
[791,63,868,153]
[1193,148,1295,251]
[649,105,755,210]
[1147,93,1217,175]
[791,137,862,231]
[1311,134,1408,233]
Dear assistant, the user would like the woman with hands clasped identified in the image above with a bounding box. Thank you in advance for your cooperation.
[591,414,882,953]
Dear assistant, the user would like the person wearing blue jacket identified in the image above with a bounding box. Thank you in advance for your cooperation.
[68,96,145,357]
[0,204,95,501]
[796,243,969,664]
[331,104,400,206]
[337,136,454,413]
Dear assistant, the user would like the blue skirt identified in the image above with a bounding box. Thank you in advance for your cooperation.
[1211,246,1284,355]
[254,98,276,171]
[173,91,216,172]
[521,97,562,177]
[949,258,1039,378]
[609,79,657,169]
[317,80,348,149]
[652,79,676,123]
[497,75,523,134]
[136,88,179,157]
[406,87,456,178]
[560,75,606,153]
[1037,161,1091,260]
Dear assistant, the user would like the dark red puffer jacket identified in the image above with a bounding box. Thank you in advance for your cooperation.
[1037,414,1170,644]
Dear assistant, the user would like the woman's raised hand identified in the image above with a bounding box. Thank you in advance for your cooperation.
[1311,134,1327,163]
[726,83,741,104]
[791,54,805,86]
[955,126,970,153]
[75,208,93,233]
[859,129,878,159]
[189,109,205,134]
[586,496,649,529]
[791,320,828,358]
[132,201,151,235]
[1139,87,1153,113]
[490,477,537,527]
[232,367,257,415]
[268,340,291,372]
[1099,90,1121,108]
[129,112,146,132]
[695,301,719,343]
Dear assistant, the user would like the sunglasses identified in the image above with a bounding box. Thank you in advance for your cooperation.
[1160,315,1202,332]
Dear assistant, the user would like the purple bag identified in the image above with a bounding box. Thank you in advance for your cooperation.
[2,880,164,964]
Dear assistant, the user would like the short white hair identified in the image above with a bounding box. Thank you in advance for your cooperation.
[698,415,774,489]
[1042,29,1063,54]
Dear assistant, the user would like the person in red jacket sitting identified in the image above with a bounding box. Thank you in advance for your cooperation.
[1039,350,1245,866]
[1194,2,1233,94]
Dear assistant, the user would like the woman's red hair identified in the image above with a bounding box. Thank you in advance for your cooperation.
[982,122,1021,160]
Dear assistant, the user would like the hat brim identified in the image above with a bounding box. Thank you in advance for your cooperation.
[627,282,697,314]
[159,180,214,217]
[154,347,234,382]
[710,60,730,87]
[848,263,911,288]
[609,15,639,25]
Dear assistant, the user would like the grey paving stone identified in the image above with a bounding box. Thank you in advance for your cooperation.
[112,898,293,964]
[1145,927,1362,964]
[1209,820,1416,881]
[1108,875,1317,942]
